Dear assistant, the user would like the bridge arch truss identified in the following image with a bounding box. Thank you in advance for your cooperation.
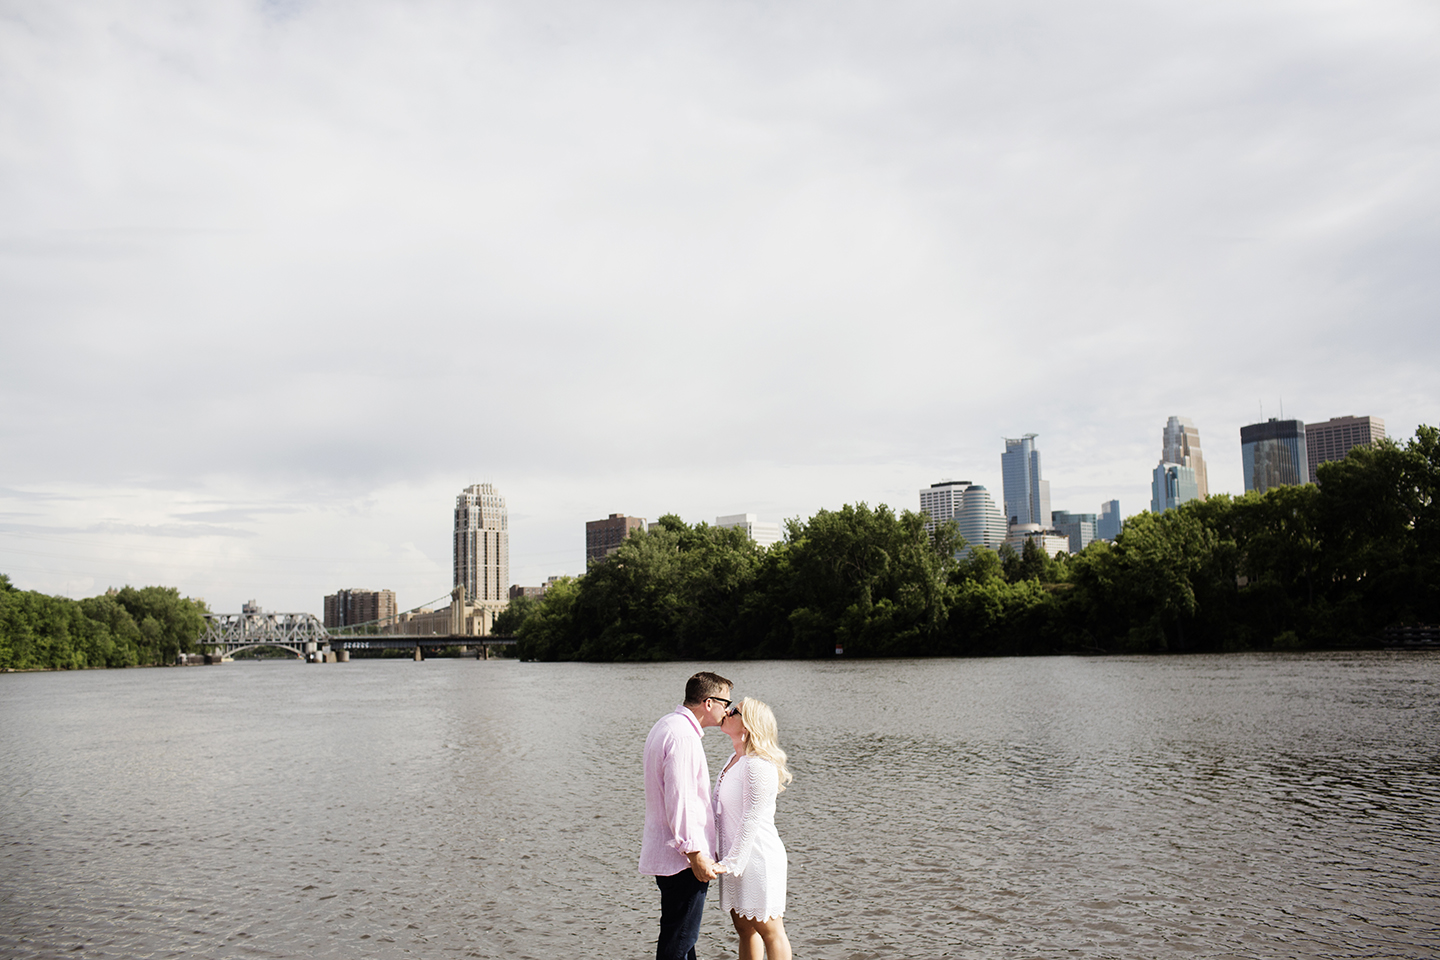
[202,612,332,656]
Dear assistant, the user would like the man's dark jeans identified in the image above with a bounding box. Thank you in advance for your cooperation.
[655,868,709,960]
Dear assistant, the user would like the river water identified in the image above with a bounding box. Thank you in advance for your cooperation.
[2,652,1437,959]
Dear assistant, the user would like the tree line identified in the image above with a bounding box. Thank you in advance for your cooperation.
[0,577,209,670]
[501,426,1440,661]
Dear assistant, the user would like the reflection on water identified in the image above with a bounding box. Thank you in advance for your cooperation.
[2,652,1437,959]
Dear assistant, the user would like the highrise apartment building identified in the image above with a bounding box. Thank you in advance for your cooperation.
[716,514,783,550]
[586,513,646,564]
[919,480,1006,554]
[1240,419,1309,493]
[323,588,397,629]
[1002,435,1051,529]
[454,483,508,603]
[1162,416,1209,500]
[1305,415,1386,480]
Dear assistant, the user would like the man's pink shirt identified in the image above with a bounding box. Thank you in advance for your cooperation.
[639,705,717,876]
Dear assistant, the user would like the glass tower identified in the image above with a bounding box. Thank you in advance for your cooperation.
[1151,463,1199,513]
[1001,434,1051,529]
[1097,500,1122,541]
[1051,510,1098,553]
[1240,419,1309,493]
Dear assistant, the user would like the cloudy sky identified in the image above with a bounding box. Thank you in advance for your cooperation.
[3,0,1438,615]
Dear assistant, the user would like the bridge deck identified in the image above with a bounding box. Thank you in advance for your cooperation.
[331,636,516,649]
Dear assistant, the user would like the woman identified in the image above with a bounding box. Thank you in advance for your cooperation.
[714,697,794,960]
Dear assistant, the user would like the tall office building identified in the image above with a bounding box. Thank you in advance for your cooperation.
[323,588,397,629]
[920,480,1006,554]
[1305,415,1386,480]
[1240,419,1309,493]
[1051,511,1098,554]
[1151,462,1200,513]
[716,514,783,550]
[1097,500,1122,541]
[956,485,1008,554]
[1162,416,1209,501]
[1002,435,1051,529]
[919,480,971,535]
[586,513,646,563]
[454,483,508,603]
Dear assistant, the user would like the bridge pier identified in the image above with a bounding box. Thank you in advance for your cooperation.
[336,649,349,662]
[413,646,424,661]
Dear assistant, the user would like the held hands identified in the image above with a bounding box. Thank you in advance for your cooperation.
[686,850,726,882]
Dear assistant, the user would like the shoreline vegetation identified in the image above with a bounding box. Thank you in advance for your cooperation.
[504,426,1439,661]
[0,581,208,671]
[5,426,1437,670]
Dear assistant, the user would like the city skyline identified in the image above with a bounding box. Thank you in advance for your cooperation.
[2,2,1437,612]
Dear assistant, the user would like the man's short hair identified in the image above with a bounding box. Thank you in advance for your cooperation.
[684,671,733,705]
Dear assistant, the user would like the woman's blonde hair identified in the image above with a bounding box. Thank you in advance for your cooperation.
[737,697,794,792]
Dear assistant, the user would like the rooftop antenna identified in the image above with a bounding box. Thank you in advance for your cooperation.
[1280,396,1284,420]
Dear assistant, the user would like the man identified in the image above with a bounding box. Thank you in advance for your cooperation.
[640,671,734,960]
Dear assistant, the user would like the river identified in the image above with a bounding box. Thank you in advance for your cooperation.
[2,652,1437,959]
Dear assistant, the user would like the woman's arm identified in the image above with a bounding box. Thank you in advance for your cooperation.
[717,758,778,877]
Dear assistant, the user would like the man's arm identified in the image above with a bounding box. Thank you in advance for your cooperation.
[658,732,725,880]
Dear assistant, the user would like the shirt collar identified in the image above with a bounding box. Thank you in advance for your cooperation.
[674,703,705,737]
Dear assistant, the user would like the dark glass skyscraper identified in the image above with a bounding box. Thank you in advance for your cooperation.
[1240,419,1309,493]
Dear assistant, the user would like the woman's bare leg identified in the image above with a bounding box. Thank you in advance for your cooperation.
[730,911,764,960]
[753,916,791,960]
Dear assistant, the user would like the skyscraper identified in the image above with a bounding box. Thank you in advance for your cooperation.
[1051,511,1098,553]
[919,480,1006,554]
[919,480,971,535]
[1097,500,1122,541]
[1162,416,1209,501]
[956,485,1008,554]
[1151,462,1199,513]
[1001,434,1050,529]
[454,483,508,603]
[1241,419,1309,493]
[1304,415,1386,480]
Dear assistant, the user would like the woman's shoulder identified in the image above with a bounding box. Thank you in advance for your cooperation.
[743,753,780,783]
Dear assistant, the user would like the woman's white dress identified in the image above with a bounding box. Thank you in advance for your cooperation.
[714,753,787,922]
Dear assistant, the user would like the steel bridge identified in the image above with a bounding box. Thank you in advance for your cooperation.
[200,612,516,661]
[201,611,333,660]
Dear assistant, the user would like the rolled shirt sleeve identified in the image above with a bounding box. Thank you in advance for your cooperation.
[661,730,710,855]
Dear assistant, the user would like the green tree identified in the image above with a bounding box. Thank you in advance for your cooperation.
[760,503,954,657]
[111,586,208,664]
[491,594,534,636]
